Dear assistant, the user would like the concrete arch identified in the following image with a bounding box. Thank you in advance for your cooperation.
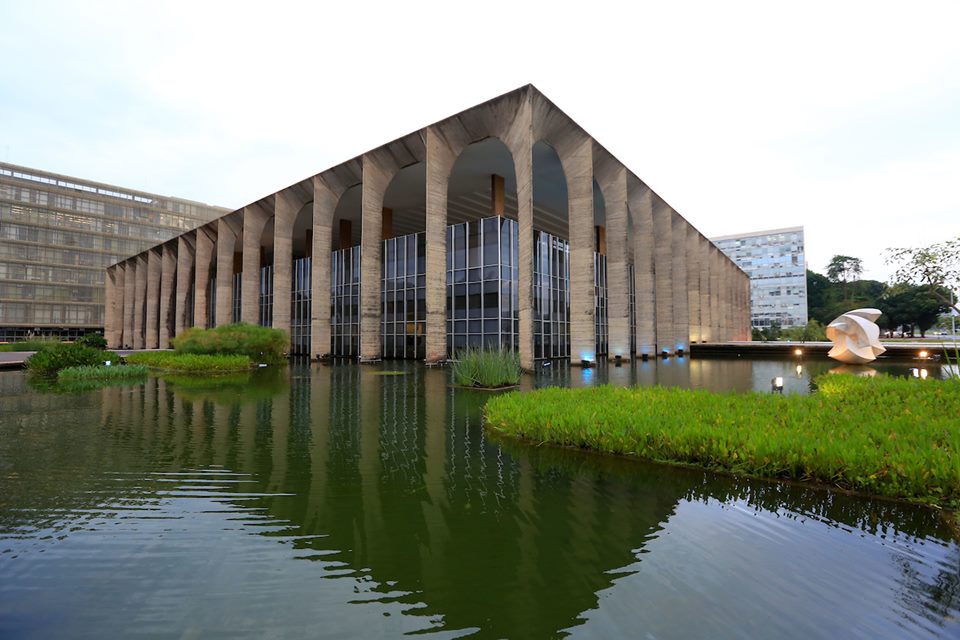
[310,166,359,359]
[241,199,272,325]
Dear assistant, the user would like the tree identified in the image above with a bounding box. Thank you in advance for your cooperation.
[826,255,863,284]
[878,284,951,337]
[887,237,960,315]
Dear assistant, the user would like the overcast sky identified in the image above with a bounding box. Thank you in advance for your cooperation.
[1,1,958,281]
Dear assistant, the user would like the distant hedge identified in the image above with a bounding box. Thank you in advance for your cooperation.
[170,323,287,364]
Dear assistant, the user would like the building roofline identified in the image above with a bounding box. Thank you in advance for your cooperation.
[0,161,229,212]
[710,225,804,242]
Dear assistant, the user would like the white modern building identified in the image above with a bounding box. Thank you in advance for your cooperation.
[712,226,808,330]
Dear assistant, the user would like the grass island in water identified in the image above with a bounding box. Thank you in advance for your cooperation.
[484,374,960,510]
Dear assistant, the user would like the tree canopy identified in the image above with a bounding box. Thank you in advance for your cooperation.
[887,237,960,314]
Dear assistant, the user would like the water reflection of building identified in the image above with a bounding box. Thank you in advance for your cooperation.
[107,85,751,366]
[5,366,958,637]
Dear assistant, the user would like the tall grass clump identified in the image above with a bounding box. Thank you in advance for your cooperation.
[25,343,119,376]
[944,344,960,381]
[484,374,960,509]
[58,364,148,381]
[452,348,521,388]
[125,352,251,373]
[171,323,287,364]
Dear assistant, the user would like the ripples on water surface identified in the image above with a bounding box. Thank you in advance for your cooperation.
[1,358,958,639]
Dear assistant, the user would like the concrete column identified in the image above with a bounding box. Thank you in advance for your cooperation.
[558,133,595,364]
[311,176,337,358]
[123,260,135,349]
[629,182,656,357]
[652,199,673,355]
[105,266,118,348]
[686,228,701,343]
[671,214,688,352]
[744,275,752,340]
[360,153,395,361]
[193,227,214,329]
[159,243,177,347]
[175,234,194,335]
[216,217,238,327]
[596,159,630,358]
[145,249,161,349]
[273,192,298,336]
[241,204,270,325]
[699,237,712,342]
[710,246,722,342]
[133,254,147,349]
[425,126,454,363]
[510,133,535,371]
[721,259,731,341]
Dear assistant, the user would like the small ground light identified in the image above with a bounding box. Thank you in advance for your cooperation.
[796,364,803,377]
[794,348,803,357]
[911,368,928,379]
[919,350,929,359]
[771,376,784,393]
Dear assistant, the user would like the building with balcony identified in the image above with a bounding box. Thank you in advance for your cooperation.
[712,226,808,329]
[106,85,750,366]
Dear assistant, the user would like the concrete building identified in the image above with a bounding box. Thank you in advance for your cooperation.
[712,226,808,330]
[106,85,750,366]
[0,162,226,341]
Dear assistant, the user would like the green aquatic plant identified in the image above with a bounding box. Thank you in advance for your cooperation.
[58,364,148,381]
[25,343,120,376]
[171,323,288,364]
[451,348,521,388]
[125,352,252,373]
[484,374,960,509]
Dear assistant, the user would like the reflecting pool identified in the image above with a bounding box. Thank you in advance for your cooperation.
[1,359,957,639]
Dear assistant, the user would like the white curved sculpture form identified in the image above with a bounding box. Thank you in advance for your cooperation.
[826,308,886,364]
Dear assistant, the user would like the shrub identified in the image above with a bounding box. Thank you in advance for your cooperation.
[452,348,521,388]
[75,333,108,350]
[0,339,61,352]
[485,374,960,508]
[171,323,287,364]
[25,343,119,376]
[58,364,148,381]
[125,351,252,373]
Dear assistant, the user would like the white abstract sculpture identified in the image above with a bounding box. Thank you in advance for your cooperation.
[826,308,886,364]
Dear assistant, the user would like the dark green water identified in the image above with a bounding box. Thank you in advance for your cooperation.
[1,359,958,639]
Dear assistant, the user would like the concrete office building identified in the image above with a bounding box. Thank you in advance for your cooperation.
[0,162,226,342]
[106,85,751,367]
[712,226,808,329]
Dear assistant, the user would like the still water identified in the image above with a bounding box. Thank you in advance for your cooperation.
[1,358,958,639]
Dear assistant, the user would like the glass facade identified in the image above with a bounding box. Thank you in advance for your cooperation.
[446,217,518,355]
[712,227,808,329]
[206,276,217,328]
[327,216,612,362]
[291,257,311,355]
[0,162,225,341]
[383,232,426,359]
[594,252,608,357]
[258,265,274,327]
[533,230,570,360]
[331,245,361,357]
[231,274,242,323]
